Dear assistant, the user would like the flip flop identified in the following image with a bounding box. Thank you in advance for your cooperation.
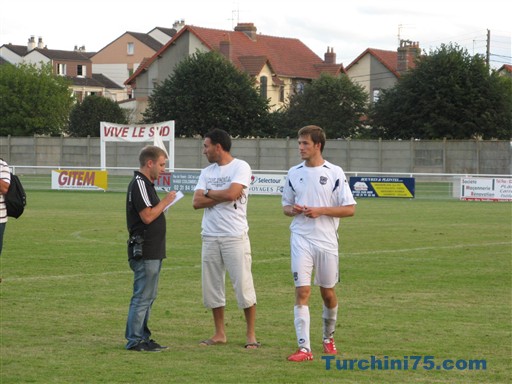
[199,339,226,346]
[244,342,261,349]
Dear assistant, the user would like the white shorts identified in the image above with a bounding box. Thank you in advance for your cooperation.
[201,234,257,309]
[290,232,339,288]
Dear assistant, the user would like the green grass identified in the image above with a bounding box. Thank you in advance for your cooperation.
[1,191,511,383]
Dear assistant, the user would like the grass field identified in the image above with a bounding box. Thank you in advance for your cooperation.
[0,190,510,383]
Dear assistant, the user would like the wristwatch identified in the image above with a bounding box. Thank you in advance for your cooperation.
[204,189,210,197]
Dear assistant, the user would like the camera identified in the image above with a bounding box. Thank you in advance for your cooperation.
[129,234,144,260]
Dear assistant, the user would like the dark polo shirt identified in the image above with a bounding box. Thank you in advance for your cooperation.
[126,171,166,260]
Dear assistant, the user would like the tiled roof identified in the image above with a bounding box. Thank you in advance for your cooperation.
[29,48,93,62]
[1,44,28,56]
[188,25,334,79]
[127,24,343,85]
[153,27,177,38]
[91,73,124,89]
[499,64,512,73]
[346,47,420,79]
[67,73,123,89]
[125,32,163,52]
[346,48,400,78]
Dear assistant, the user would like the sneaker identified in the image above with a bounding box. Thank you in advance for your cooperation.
[146,339,168,350]
[128,341,161,352]
[323,337,337,354]
[287,348,313,362]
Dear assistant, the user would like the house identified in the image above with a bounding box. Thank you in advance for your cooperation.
[124,22,346,122]
[0,36,124,102]
[346,40,421,104]
[497,64,512,78]
[90,20,184,100]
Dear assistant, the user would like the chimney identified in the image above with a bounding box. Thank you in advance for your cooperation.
[220,34,231,60]
[324,47,336,64]
[234,22,257,40]
[27,36,36,51]
[37,37,44,48]
[397,39,421,73]
[173,19,185,31]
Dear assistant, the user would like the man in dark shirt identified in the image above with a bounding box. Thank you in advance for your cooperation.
[125,145,177,352]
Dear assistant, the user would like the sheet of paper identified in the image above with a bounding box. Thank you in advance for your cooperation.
[164,190,184,211]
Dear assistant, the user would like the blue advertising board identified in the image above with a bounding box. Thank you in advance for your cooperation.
[349,177,415,198]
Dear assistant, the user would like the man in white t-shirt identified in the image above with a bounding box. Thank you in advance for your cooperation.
[193,128,260,349]
[282,125,356,362]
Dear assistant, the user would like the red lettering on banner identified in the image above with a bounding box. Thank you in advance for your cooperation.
[160,126,170,136]
[104,126,130,138]
[132,127,146,137]
[58,171,96,186]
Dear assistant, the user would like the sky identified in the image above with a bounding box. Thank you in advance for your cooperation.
[1,0,510,69]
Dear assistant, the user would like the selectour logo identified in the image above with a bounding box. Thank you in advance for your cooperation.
[249,174,286,195]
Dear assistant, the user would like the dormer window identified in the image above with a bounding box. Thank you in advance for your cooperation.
[127,42,134,55]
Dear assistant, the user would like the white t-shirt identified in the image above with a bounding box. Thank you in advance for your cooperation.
[281,160,356,251]
[195,158,251,236]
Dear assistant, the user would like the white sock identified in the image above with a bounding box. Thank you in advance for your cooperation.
[322,304,338,339]
[294,305,310,351]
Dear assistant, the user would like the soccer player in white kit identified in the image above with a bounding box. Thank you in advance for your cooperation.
[282,125,356,362]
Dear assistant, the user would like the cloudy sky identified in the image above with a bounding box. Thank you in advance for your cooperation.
[1,0,510,69]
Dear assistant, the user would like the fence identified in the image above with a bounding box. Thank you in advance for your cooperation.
[1,136,510,175]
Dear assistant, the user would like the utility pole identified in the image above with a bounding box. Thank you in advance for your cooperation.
[486,29,491,67]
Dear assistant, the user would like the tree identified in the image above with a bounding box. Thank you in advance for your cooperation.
[142,50,271,137]
[370,43,512,139]
[282,73,368,139]
[68,95,127,137]
[0,62,74,136]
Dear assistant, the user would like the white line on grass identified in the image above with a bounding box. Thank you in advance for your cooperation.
[4,242,509,282]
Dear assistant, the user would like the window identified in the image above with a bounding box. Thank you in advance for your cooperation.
[57,63,67,76]
[127,42,134,55]
[295,81,304,94]
[372,89,381,103]
[279,85,285,102]
[77,65,86,77]
[259,76,267,99]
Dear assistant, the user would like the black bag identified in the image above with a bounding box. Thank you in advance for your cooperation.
[5,173,26,218]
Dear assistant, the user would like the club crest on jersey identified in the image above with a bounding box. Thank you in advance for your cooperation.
[319,176,327,185]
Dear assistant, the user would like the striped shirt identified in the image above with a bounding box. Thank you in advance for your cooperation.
[0,159,11,223]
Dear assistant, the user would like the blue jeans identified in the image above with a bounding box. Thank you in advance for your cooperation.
[125,259,162,349]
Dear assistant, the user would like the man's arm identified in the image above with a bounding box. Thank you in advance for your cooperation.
[138,191,177,224]
[193,183,245,210]
[0,179,9,195]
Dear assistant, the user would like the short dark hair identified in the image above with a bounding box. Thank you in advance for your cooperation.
[139,145,168,167]
[298,125,326,152]
[204,128,232,152]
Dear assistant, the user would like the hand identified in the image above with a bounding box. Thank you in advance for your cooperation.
[303,206,320,218]
[165,191,177,204]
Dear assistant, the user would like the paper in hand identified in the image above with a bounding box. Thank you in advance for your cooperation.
[164,190,184,211]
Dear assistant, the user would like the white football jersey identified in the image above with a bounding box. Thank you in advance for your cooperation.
[282,160,356,251]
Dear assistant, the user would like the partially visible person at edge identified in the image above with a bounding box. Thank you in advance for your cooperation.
[282,125,356,362]
[125,145,177,352]
[192,128,260,349]
[0,158,11,256]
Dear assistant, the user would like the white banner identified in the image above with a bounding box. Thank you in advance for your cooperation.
[100,121,175,170]
[459,177,512,202]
